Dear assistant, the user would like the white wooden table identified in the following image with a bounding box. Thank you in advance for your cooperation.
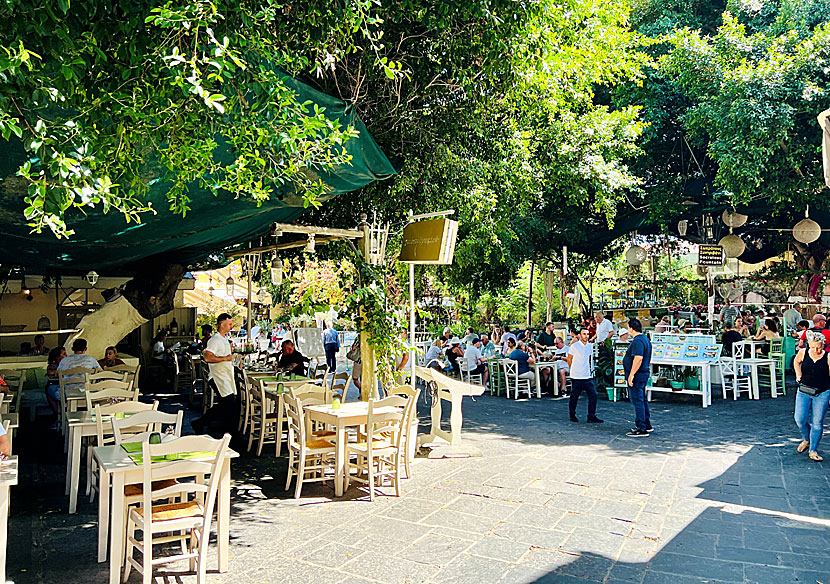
[93,442,238,584]
[0,456,17,584]
[531,361,558,397]
[261,378,314,457]
[65,410,102,514]
[63,387,88,452]
[648,358,714,407]
[733,339,768,359]
[735,358,778,399]
[305,402,401,497]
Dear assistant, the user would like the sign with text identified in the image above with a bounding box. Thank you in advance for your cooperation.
[399,218,458,264]
[698,245,724,266]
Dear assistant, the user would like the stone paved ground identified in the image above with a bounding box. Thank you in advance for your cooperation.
[7,381,830,584]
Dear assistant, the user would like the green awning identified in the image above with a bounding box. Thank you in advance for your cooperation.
[0,74,395,275]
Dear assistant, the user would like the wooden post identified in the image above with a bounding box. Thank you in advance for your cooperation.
[358,222,377,401]
[526,259,535,328]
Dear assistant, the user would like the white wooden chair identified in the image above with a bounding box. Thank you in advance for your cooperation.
[123,434,231,584]
[458,359,483,386]
[718,357,752,400]
[502,359,531,399]
[379,385,420,479]
[311,363,328,385]
[330,371,351,399]
[345,396,407,501]
[200,361,215,414]
[247,376,279,456]
[88,371,128,384]
[283,393,335,499]
[111,409,183,444]
[89,401,159,503]
[289,383,333,439]
[84,379,136,410]
[239,370,254,435]
[58,366,96,436]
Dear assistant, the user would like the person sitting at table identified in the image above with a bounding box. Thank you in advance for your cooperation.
[57,338,102,389]
[508,340,536,388]
[445,337,464,377]
[587,318,597,340]
[439,327,452,348]
[197,324,213,351]
[528,344,554,391]
[425,339,446,372]
[98,346,125,368]
[152,330,168,362]
[793,319,810,340]
[798,313,830,349]
[753,319,779,355]
[480,334,497,359]
[277,340,310,376]
[464,337,490,386]
[536,322,557,351]
[500,331,517,356]
[45,346,67,430]
[552,336,570,392]
[741,311,756,335]
[720,322,744,357]
[29,333,50,356]
[461,327,477,348]
[655,316,671,332]
[491,326,503,346]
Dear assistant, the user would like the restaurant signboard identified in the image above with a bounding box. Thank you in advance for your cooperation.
[399,218,458,265]
[698,245,724,266]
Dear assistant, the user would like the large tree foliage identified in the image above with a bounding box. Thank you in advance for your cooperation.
[0,0,391,237]
[306,0,649,294]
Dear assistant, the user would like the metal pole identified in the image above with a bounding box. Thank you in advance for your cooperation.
[247,261,252,342]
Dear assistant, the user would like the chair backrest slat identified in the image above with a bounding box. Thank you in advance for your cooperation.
[94,401,158,446]
[111,409,183,444]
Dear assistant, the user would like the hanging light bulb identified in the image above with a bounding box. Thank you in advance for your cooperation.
[85,270,99,286]
[226,276,235,297]
[270,255,283,285]
[305,234,316,253]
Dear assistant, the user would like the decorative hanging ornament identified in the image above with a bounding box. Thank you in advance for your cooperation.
[225,276,235,297]
[677,220,688,236]
[719,234,746,258]
[722,210,748,228]
[37,314,51,331]
[270,255,283,285]
[793,206,821,244]
[625,245,647,266]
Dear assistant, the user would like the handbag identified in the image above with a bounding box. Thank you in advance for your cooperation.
[798,384,820,396]
[346,340,360,362]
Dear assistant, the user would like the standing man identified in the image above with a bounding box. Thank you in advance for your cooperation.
[192,313,237,436]
[783,302,803,332]
[322,321,340,373]
[592,312,615,344]
[567,329,602,423]
[623,319,652,437]
[720,299,741,327]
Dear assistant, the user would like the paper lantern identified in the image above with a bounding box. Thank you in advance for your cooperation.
[793,218,821,243]
[625,245,647,265]
[719,234,746,258]
[722,210,748,228]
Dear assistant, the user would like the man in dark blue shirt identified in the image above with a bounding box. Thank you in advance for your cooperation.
[623,319,652,437]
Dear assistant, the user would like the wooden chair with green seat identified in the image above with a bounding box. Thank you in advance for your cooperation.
[487,359,504,396]
[767,338,786,395]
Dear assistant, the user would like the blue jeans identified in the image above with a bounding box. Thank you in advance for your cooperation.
[569,378,597,418]
[324,344,338,372]
[628,372,651,431]
[794,389,830,452]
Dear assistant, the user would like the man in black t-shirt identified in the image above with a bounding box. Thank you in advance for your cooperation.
[721,323,744,356]
[278,340,310,376]
[536,322,557,350]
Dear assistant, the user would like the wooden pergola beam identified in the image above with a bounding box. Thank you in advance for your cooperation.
[225,224,363,259]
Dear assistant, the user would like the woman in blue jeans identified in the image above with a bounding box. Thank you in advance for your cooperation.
[792,331,830,462]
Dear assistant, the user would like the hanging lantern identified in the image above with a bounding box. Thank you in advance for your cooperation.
[37,314,51,331]
[225,276,235,297]
[677,220,688,236]
[722,210,748,228]
[794,218,821,243]
[258,287,271,305]
[208,286,215,297]
[305,234,316,254]
[719,234,746,258]
[270,256,283,285]
[85,271,99,286]
[625,245,647,266]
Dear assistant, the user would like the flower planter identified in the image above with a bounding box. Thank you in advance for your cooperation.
[684,376,700,391]
[670,380,684,391]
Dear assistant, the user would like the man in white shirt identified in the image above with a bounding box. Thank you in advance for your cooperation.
[592,312,615,344]
[57,338,102,390]
[783,303,802,331]
[480,334,497,359]
[567,328,602,423]
[192,313,237,436]
[464,337,489,386]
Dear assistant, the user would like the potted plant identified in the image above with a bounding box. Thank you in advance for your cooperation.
[682,366,700,390]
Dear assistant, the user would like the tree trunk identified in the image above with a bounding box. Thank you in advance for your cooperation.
[526,259,535,328]
[66,262,186,358]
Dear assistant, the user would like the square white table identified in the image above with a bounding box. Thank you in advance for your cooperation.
[735,358,778,399]
[304,402,401,497]
[648,358,714,407]
[93,442,238,584]
[0,456,18,584]
[531,361,558,397]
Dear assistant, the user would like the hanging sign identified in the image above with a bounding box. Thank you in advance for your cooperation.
[399,218,458,264]
[698,245,724,266]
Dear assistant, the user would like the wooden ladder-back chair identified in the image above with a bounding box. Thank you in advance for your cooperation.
[385,385,421,479]
[84,379,136,411]
[0,369,24,415]
[247,376,280,456]
[123,434,231,584]
[239,370,254,435]
[502,359,531,399]
[57,366,96,436]
[330,371,350,399]
[345,396,407,501]
[288,383,333,439]
[283,394,335,499]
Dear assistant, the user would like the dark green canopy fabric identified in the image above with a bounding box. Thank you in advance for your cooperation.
[0,75,395,275]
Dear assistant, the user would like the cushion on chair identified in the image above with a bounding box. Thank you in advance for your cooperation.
[124,479,178,497]
[136,500,204,521]
[305,438,336,449]
[349,439,395,451]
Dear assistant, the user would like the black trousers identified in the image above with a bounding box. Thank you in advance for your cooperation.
[198,380,238,436]
[324,343,339,372]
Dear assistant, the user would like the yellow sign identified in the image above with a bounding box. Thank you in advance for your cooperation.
[399,218,458,264]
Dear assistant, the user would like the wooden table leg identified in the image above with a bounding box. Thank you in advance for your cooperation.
[751,364,760,400]
[770,362,778,398]
[0,485,8,584]
[65,426,74,496]
[97,467,110,563]
[275,395,284,457]
[69,427,81,513]
[217,458,231,572]
[334,423,347,497]
[108,473,126,584]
